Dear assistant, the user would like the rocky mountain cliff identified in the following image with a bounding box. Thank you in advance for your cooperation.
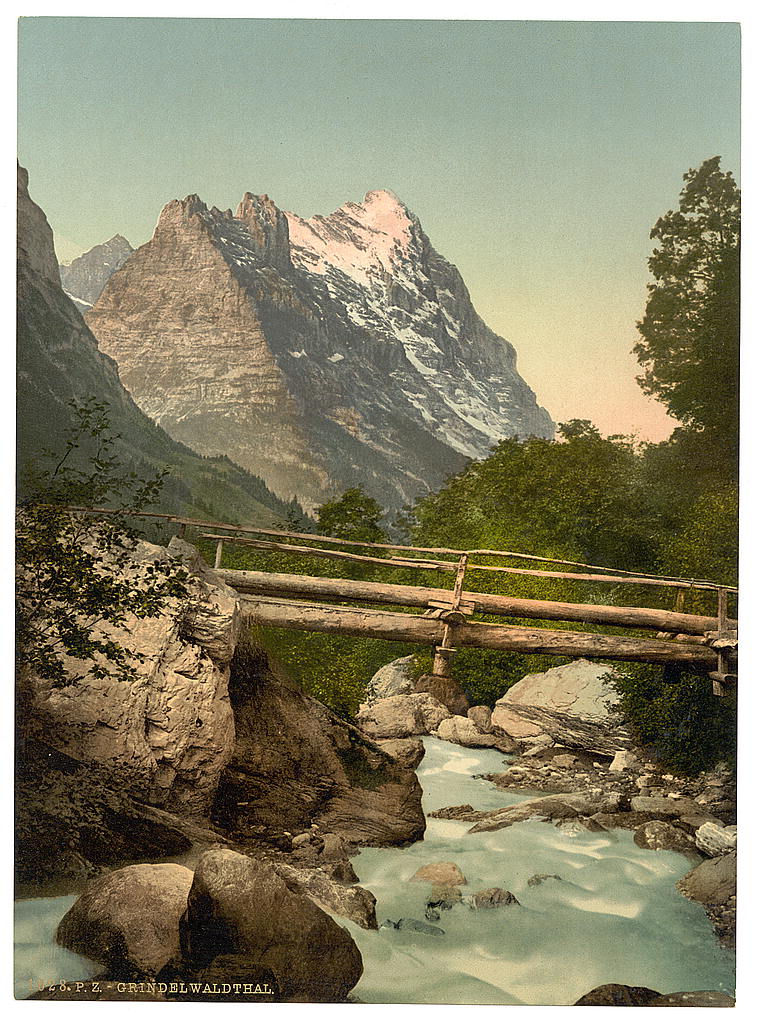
[86,188,554,510]
[59,234,134,311]
[16,164,302,527]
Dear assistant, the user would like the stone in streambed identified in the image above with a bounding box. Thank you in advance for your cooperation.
[527,873,562,887]
[633,820,697,854]
[356,693,451,740]
[694,822,737,857]
[412,674,469,716]
[410,862,467,886]
[375,737,426,768]
[471,887,520,909]
[56,862,194,977]
[381,918,445,936]
[467,705,493,732]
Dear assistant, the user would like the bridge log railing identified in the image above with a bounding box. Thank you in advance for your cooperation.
[61,507,738,689]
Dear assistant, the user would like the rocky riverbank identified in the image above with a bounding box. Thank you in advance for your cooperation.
[358,656,737,951]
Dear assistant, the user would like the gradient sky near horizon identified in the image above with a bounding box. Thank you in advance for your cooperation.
[17,18,740,442]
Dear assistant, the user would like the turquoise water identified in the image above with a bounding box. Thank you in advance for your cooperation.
[13,738,736,1004]
[343,738,736,1005]
[14,894,102,1000]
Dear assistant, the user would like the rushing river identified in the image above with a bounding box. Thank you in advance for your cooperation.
[14,737,735,1004]
[342,738,736,1005]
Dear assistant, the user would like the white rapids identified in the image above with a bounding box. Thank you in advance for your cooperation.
[341,737,735,1005]
[13,737,735,1004]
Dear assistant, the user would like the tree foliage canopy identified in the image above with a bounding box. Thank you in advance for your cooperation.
[633,156,740,459]
[16,399,190,686]
[315,487,386,543]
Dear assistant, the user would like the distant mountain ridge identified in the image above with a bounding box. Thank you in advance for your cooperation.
[59,234,134,311]
[17,163,304,528]
[85,187,554,511]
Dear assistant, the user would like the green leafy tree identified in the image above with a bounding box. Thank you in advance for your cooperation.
[16,399,190,686]
[316,487,386,543]
[633,156,740,462]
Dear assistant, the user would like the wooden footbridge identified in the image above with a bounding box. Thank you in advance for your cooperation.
[69,507,739,695]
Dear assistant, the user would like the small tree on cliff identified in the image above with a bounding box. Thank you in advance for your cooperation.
[16,399,190,686]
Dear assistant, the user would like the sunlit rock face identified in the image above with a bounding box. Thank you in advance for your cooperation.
[87,187,553,511]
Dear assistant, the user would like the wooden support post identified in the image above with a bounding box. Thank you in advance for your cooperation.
[713,587,733,696]
[214,538,224,569]
[432,553,469,677]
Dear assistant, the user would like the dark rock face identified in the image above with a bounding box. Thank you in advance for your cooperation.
[176,849,363,1002]
[86,187,553,510]
[14,739,197,889]
[212,644,425,846]
[56,863,193,977]
[413,674,470,716]
[59,234,134,308]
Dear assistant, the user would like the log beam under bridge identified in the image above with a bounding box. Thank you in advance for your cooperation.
[238,595,723,668]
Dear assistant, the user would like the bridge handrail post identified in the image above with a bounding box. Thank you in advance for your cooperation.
[432,552,470,677]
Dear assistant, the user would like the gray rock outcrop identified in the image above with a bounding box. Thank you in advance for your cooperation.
[364,656,416,704]
[25,537,239,817]
[356,692,451,740]
[436,715,495,747]
[491,660,627,755]
[56,863,194,976]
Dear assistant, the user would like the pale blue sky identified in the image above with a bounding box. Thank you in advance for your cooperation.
[17,18,740,440]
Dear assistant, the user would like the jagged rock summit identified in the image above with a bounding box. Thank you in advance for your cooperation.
[16,163,302,526]
[86,187,554,510]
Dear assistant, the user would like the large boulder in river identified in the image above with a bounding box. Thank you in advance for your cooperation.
[678,852,736,906]
[491,660,629,756]
[694,822,737,857]
[633,820,697,854]
[356,692,451,740]
[178,849,362,1002]
[56,862,193,976]
[436,715,495,748]
[364,655,416,704]
[23,536,239,817]
[213,643,425,845]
